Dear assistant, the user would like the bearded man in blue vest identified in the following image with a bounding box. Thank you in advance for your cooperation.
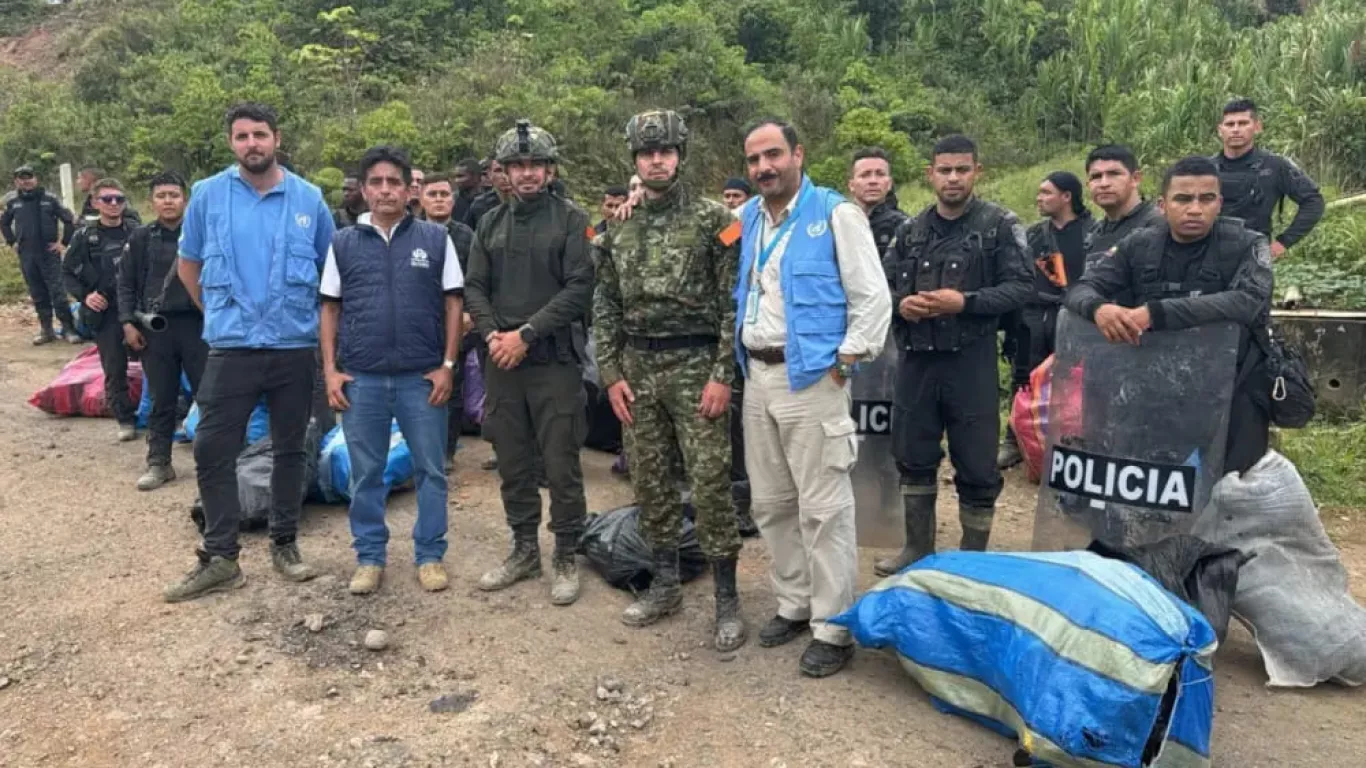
[736,119,891,678]
[164,102,336,603]
[319,146,464,596]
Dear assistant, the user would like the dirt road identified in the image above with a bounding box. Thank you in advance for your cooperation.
[1,311,1363,767]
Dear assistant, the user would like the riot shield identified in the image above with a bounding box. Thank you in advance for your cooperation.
[1032,311,1239,551]
[852,343,903,547]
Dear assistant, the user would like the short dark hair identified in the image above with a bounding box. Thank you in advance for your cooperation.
[604,184,629,198]
[358,145,413,185]
[149,170,187,193]
[931,135,977,161]
[1222,98,1258,118]
[224,102,279,135]
[850,147,892,173]
[1161,156,1221,194]
[423,171,453,187]
[455,157,482,176]
[743,117,800,151]
[92,177,124,195]
[1085,144,1139,174]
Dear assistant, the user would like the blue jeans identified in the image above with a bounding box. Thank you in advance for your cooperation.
[342,371,449,566]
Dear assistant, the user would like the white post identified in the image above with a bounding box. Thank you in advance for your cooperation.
[59,162,75,213]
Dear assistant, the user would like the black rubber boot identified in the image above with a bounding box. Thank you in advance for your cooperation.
[621,548,683,627]
[959,505,995,551]
[712,557,747,652]
[997,425,1024,470]
[873,486,937,577]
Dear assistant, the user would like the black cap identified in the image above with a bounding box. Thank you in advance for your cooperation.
[604,184,629,198]
[723,177,750,194]
[13,164,35,177]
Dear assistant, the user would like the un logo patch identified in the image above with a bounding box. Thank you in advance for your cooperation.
[295,213,312,229]
[806,221,828,238]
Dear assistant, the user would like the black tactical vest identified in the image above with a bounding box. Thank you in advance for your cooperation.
[1211,151,1267,231]
[892,201,1006,352]
[1130,218,1254,304]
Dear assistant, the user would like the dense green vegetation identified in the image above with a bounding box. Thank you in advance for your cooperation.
[0,0,1361,506]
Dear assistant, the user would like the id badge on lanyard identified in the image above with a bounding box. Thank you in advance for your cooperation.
[745,188,806,326]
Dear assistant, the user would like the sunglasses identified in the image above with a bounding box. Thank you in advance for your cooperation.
[98,195,127,205]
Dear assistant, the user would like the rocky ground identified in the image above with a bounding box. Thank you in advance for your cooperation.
[1,307,1363,768]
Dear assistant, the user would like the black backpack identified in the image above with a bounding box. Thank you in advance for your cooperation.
[1243,326,1316,429]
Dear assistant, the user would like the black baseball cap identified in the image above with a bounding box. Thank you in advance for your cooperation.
[13,164,35,177]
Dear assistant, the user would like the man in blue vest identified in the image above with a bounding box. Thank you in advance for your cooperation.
[163,102,336,603]
[737,119,891,678]
[319,146,463,595]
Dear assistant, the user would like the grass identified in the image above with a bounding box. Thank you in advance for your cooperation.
[1279,420,1366,516]
[0,245,26,302]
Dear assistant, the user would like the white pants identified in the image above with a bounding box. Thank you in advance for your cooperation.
[744,360,859,646]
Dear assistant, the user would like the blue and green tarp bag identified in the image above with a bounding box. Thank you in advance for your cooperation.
[831,551,1217,768]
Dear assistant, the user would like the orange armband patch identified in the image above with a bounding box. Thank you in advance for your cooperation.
[718,219,742,247]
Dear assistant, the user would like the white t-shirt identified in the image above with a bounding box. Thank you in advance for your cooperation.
[319,213,463,299]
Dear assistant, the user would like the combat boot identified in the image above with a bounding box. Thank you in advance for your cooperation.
[270,540,319,582]
[873,486,937,577]
[478,536,541,591]
[959,505,995,551]
[549,538,580,606]
[137,464,175,491]
[997,426,1024,470]
[712,557,747,652]
[32,321,56,346]
[163,552,245,603]
[621,548,683,627]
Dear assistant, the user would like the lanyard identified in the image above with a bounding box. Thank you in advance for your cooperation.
[754,185,809,276]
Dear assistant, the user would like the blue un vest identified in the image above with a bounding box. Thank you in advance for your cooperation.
[194,168,326,349]
[335,217,450,374]
[734,176,847,392]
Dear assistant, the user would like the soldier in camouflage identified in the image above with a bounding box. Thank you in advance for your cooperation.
[592,109,747,652]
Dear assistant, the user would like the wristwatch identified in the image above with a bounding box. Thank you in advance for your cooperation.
[442,358,457,370]
[834,361,858,379]
[518,324,538,344]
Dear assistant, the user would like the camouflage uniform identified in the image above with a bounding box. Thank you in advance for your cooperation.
[593,109,746,650]
[593,184,742,559]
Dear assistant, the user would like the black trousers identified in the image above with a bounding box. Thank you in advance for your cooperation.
[141,312,208,466]
[1008,303,1059,392]
[193,348,316,558]
[19,248,75,329]
[893,336,1002,508]
[483,361,587,540]
[93,316,135,426]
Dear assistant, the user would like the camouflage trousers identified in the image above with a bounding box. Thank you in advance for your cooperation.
[622,346,740,559]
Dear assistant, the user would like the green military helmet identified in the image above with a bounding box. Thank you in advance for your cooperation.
[494,119,559,164]
[625,109,688,159]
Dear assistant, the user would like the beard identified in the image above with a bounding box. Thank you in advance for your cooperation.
[239,152,276,175]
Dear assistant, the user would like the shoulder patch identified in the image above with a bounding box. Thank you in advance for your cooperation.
[718,219,742,247]
[585,226,596,241]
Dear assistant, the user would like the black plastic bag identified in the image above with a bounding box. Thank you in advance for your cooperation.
[1088,534,1249,643]
[190,419,321,533]
[578,505,707,591]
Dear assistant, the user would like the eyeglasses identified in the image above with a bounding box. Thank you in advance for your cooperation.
[98,195,127,205]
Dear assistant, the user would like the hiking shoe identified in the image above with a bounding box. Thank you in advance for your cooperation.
[481,457,499,471]
[349,565,384,595]
[758,615,809,648]
[477,538,541,591]
[137,464,176,491]
[117,424,138,442]
[549,552,580,606]
[271,541,319,582]
[417,562,449,592]
[621,548,682,627]
[799,640,855,678]
[712,558,747,652]
[163,554,245,603]
[736,507,759,538]
[32,328,56,346]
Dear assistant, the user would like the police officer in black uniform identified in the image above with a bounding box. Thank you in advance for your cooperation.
[1213,98,1324,259]
[78,167,141,226]
[998,171,1092,469]
[1,165,80,344]
[1066,156,1274,474]
[847,146,909,256]
[118,171,207,491]
[62,177,139,440]
[876,136,1032,576]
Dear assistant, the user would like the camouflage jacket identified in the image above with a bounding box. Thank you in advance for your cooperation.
[592,183,740,387]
